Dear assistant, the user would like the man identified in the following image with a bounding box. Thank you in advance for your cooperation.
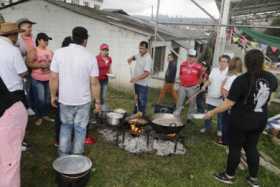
[0,22,28,187]
[16,18,36,151]
[158,52,178,104]
[174,49,203,122]
[200,55,230,141]
[50,26,101,156]
[16,18,36,57]
[128,41,152,115]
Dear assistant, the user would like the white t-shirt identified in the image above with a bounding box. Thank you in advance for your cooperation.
[223,74,239,91]
[134,53,152,86]
[0,37,27,92]
[51,44,99,106]
[206,67,228,106]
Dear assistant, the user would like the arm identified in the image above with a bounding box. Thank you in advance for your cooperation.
[130,71,150,83]
[127,56,136,65]
[26,48,48,69]
[49,71,59,108]
[90,76,101,112]
[205,99,235,119]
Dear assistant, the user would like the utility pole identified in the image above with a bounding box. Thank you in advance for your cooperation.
[154,0,160,41]
[212,0,231,66]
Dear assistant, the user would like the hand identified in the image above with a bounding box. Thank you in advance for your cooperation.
[204,111,214,120]
[128,59,133,65]
[51,96,58,108]
[130,78,137,83]
[95,103,101,113]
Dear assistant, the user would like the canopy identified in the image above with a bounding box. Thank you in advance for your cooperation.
[239,27,280,49]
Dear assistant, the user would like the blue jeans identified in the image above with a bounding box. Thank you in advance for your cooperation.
[59,102,91,156]
[204,104,223,131]
[133,84,149,115]
[100,79,109,111]
[31,79,51,117]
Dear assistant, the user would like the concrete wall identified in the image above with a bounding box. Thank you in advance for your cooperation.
[1,0,150,89]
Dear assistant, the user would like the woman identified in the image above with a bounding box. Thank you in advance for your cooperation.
[158,53,178,104]
[96,43,112,111]
[205,49,278,186]
[200,55,230,139]
[220,57,243,145]
[28,33,53,126]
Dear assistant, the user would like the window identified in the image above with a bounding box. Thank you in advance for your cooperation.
[153,46,166,74]
[84,1,89,7]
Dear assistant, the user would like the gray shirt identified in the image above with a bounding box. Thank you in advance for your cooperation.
[133,53,152,86]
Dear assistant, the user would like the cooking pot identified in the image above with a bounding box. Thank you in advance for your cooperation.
[53,155,93,187]
[106,112,124,126]
[151,113,185,134]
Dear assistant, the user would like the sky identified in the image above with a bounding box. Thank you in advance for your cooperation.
[102,0,220,18]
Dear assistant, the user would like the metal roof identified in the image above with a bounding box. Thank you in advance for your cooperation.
[0,0,209,41]
[216,0,280,16]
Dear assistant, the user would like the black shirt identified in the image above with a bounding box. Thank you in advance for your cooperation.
[0,78,27,117]
[165,61,177,83]
[227,71,278,130]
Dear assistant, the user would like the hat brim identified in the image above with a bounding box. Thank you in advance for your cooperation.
[18,21,36,27]
[0,28,25,36]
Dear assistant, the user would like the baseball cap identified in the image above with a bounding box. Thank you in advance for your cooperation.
[16,18,36,28]
[36,33,52,41]
[188,49,197,57]
[100,43,109,50]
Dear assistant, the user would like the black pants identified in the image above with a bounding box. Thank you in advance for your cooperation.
[226,129,261,178]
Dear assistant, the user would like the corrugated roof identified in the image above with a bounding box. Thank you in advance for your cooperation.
[0,0,209,41]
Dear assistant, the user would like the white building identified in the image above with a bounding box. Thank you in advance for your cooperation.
[0,0,208,89]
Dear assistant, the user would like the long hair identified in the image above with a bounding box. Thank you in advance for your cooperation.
[243,49,264,104]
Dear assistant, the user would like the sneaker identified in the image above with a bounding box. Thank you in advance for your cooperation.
[214,172,234,185]
[27,108,35,116]
[246,176,260,187]
[43,116,55,123]
[200,128,207,133]
[35,118,43,126]
[21,142,31,152]
[217,131,222,137]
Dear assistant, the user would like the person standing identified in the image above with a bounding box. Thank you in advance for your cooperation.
[128,41,152,115]
[16,18,36,114]
[0,22,28,187]
[27,33,54,126]
[200,55,230,140]
[50,27,101,156]
[221,57,243,145]
[158,53,178,104]
[204,49,278,187]
[173,49,203,122]
[96,43,112,111]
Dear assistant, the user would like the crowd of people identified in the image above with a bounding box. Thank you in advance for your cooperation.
[0,17,278,187]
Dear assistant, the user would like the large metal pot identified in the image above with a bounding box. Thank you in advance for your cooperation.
[53,155,93,187]
[106,112,124,126]
[151,113,185,134]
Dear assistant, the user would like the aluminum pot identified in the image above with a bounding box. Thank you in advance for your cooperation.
[151,113,185,134]
[53,155,93,187]
[106,112,124,126]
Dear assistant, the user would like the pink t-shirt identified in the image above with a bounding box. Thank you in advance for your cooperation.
[31,48,53,81]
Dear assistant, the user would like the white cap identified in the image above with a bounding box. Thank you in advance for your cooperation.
[188,49,197,57]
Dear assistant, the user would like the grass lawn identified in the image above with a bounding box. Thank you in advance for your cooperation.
[22,87,280,187]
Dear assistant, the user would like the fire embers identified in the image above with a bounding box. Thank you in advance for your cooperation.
[129,121,144,136]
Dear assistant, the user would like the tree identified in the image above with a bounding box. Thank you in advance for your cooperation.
[266,16,280,37]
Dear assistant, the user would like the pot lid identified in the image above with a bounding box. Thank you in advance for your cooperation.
[53,155,92,175]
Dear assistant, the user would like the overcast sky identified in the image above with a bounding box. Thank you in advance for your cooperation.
[103,0,220,18]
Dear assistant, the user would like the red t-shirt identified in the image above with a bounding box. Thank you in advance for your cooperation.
[179,60,203,87]
[96,54,112,81]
